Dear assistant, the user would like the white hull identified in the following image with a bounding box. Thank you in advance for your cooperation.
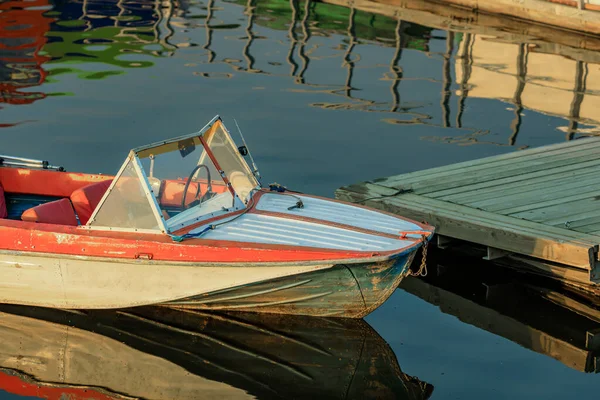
[0,251,333,309]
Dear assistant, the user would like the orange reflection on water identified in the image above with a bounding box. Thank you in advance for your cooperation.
[0,0,52,105]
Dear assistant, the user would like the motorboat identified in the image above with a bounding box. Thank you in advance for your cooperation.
[0,116,434,317]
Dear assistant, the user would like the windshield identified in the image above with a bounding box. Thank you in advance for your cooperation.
[202,121,258,201]
[88,117,260,233]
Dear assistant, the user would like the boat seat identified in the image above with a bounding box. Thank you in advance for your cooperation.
[70,180,112,224]
[0,184,7,219]
[21,198,78,226]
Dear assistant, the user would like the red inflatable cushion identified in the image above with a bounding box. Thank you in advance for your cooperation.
[70,180,112,224]
[21,198,78,226]
[0,185,7,219]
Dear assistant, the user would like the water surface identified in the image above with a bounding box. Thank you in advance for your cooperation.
[1,0,599,398]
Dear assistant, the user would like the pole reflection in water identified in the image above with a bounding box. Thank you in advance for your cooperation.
[389,19,404,113]
[455,32,473,130]
[0,305,433,400]
[440,31,454,128]
[2,0,600,142]
[243,0,260,73]
[342,7,356,99]
[287,0,300,77]
[295,0,311,84]
[508,43,528,146]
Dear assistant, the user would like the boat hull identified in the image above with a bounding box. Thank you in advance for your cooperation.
[164,252,415,318]
[0,250,415,318]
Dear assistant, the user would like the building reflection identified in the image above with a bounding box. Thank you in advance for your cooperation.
[0,0,177,108]
[454,34,600,142]
[0,0,52,105]
[1,0,600,145]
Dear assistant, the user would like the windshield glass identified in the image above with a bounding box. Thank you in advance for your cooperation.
[88,117,259,233]
[202,121,259,202]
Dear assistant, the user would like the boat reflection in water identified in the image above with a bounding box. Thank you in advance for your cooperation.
[0,305,433,399]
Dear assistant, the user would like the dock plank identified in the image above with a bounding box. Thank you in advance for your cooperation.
[391,149,600,195]
[495,189,600,215]
[378,139,600,190]
[459,173,600,210]
[511,199,600,223]
[436,166,599,204]
[375,137,598,187]
[415,158,600,199]
[544,208,600,227]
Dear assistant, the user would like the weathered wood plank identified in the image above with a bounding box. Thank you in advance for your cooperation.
[543,207,600,227]
[577,225,600,234]
[375,137,598,187]
[569,220,600,234]
[377,138,600,189]
[388,147,600,195]
[440,168,600,203]
[460,173,600,211]
[549,213,600,232]
[336,184,598,270]
[495,189,600,215]
[511,198,600,223]
[425,160,600,200]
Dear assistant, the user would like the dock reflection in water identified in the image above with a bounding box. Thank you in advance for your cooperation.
[0,306,433,399]
[400,251,600,374]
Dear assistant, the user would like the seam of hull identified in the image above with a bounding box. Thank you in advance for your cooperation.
[167,291,334,310]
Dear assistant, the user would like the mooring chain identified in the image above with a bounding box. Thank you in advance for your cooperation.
[410,234,428,277]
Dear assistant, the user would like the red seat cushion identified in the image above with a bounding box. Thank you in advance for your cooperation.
[21,198,78,226]
[0,184,7,219]
[70,180,112,224]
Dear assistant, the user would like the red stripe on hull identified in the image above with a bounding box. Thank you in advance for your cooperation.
[0,370,118,400]
[0,219,405,263]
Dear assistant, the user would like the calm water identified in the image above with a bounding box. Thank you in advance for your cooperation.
[0,0,599,398]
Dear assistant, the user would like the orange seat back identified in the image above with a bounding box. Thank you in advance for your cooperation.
[159,180,228,208]
[70,180,112,224]
[21,198,78,226]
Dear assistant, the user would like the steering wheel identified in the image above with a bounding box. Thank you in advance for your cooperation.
[181,164,213,209]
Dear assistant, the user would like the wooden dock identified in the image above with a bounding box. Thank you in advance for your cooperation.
[336,138,600,286]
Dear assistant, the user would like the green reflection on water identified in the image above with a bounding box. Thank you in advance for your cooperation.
[41,0,176,79]
[228,0,431,50]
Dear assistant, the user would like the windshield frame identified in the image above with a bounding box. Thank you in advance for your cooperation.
[85,115,260,234]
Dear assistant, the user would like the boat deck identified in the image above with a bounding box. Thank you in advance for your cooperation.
[336,138,600,285]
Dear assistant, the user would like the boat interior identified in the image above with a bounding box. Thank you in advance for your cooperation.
[0,168,232,226]
[0,116,258,231]
[0,117,432,254]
